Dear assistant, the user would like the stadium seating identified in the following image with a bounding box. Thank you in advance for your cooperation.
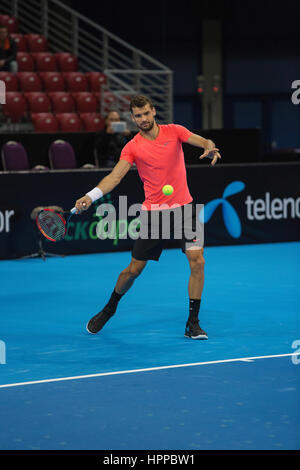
[24,92,52,114]
[10,33,28,52]
[0,72,19,91]
[80,113,105,132]
[55,113,82,132]
[72,92,98,113]
[31,113,59,132]
[24,34,48,53]
[0,15,18,33]
[1,13,115,136]
[55,53,78,72]
[47,92,75,114]
[63,72,88,92]
[2,92,27,122]
[17,72,42,92]
[85,72,107,92]
[31,52,57,72]
[39,72,65,92]
[16,52,35,72]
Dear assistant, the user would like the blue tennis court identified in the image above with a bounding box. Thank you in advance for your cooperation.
[0,242,299,450]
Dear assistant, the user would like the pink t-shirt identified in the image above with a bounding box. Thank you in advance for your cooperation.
[120,124,193,210]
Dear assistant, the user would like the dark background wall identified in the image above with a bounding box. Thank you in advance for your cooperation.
[63,0,300,153]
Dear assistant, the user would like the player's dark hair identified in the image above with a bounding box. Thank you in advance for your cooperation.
[130,95,154,113]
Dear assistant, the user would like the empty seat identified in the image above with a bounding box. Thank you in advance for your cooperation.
[1,141,29,171]
[17,52,35,72]
[10,33,28,52]
[24,92,51,114]
[72,92,98,113]
[24,34,48,53]
[93,92,101,106]
[55,53,78,72]
[55,113,82,132]
[2,92,27,122]
[49,140,77,169]
[31,113,59,132]
[17,72,42,92]
[93,91,118,112]
[103,90,118,106]
[39,72,65,92]
[85,72,107,92]
[31,52,57,72]
[47,92,75,114]
[80,113,105,132]
[1,140,48,171]
[63,72,88,92]
[0,71,19,91]
[0,15,18,33]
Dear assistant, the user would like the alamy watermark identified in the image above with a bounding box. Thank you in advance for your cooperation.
[0,340,6,365]
[291,340,300,365]
[94,198,204,248]
[291,80,300,104]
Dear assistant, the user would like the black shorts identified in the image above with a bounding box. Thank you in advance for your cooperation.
[132,203,203,261]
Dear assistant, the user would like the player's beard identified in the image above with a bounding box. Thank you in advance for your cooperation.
[138,120,155,132]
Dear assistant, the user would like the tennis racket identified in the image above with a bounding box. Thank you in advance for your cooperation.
[36,207,78,242]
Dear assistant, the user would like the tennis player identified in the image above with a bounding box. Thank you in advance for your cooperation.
[75,95,221,339]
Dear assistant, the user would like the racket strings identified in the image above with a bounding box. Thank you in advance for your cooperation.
[37,211,66,241]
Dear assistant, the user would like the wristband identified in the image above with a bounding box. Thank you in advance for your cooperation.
[86,187,103,202]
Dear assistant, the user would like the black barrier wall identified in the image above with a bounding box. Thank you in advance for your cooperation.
[0,162,299,259]
[0,128,262,170]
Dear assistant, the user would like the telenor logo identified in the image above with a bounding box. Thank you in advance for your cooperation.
[199,181,245,238]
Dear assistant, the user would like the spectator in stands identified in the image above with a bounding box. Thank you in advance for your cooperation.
[0,24,18,73]
[94,110,132,168]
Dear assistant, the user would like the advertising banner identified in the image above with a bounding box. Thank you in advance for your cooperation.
[0,163,299,259]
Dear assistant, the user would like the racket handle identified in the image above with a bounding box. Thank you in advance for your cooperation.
[71,202,87,214]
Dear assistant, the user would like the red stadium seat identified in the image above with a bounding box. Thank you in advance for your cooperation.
[39,72,65,92]
[0,72,19,91]
[93,92,101,106]
[85,72,107,92]
[31,52,57,72]
[55,53,78,72]
[31,113,59,132]
[72,92,98,113]
[47,92,75,114]
[103,90,118,106]
[63,72,88,92]
[2,92,27,122]
[10,34,28,52]
[16,72,42,92]
[0,15,18,33]
[93,91,117,113]
[24,92,51,114]
[80,113,105,132]
[56,113,82,132]
[17,52,35,72]
[24,34,48,53]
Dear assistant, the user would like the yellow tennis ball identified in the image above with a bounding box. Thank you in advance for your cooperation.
[162,185,174,196]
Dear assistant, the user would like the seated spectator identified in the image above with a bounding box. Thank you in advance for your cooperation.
[0,24,18,73]
[94,110,132,167]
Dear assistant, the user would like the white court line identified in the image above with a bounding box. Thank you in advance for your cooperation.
[0,353,296,390]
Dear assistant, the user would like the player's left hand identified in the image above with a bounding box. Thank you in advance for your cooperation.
[199,147,221,166]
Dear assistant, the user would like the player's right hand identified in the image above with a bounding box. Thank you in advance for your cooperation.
[75,195,92,212]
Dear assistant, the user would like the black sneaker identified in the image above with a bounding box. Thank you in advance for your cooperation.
[184,320,208,339]
[86,308,115,334]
